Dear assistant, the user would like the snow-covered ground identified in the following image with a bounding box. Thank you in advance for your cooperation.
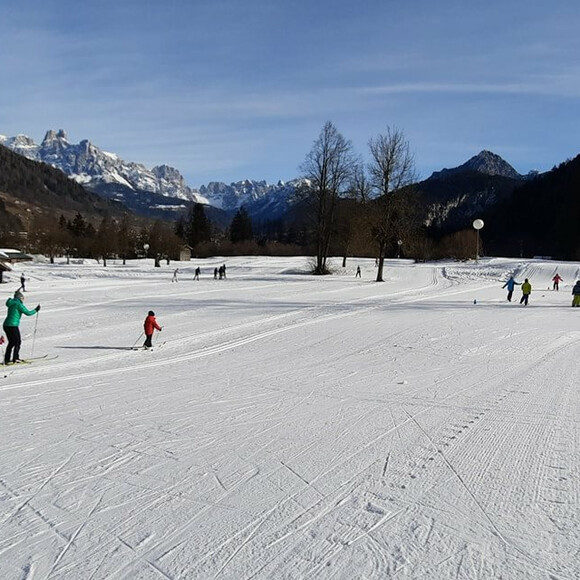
[1,256,579,580]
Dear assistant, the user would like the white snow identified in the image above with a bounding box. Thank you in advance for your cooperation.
[0,256,579,579]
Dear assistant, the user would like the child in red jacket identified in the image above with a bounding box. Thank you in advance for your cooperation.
[143,311,162,348]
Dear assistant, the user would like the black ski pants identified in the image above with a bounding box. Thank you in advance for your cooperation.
[3,324,22,364]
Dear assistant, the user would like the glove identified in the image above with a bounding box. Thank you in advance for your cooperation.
[35,304,41,312]
[159,327,162,331]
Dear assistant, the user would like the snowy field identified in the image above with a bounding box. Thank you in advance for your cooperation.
[1,255,579,580]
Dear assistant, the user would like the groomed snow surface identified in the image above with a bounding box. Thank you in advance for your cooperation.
[1,256,579,580]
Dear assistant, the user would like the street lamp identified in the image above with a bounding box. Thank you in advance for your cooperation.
[143,243,150,262]
[472,219,484,260]
[397,239,403,259]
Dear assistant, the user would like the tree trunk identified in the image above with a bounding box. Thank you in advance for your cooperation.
[376,242,385,282]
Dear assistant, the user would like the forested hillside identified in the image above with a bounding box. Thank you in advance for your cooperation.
[0,144,128,227]
[483,155,580,259]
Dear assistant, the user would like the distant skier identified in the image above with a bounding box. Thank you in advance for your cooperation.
[520,279,532,306]
[3,290,40,365]
[355,266,361,278]
[19,273,26,292]
[194,267,201,280]
[214,267,218,280]
[172,268,179,282]
[143,310,162,349]
[502,276,520,302]
[222,264,227,279]
[552,273,563,291]
[571,281,580,307]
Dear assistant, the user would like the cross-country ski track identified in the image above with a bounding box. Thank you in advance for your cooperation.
[0,256,578,579]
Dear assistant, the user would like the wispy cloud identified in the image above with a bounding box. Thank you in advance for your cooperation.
[2,0,580,185]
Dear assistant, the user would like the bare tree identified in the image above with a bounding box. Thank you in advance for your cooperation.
[368,127,416,281]
[300,122,357,274]
[348,163,373,203]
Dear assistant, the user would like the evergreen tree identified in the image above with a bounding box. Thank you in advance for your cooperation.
[187,203,212,248]
[174,216,187,241]
[229,206,253,243]
[70,212,87,237]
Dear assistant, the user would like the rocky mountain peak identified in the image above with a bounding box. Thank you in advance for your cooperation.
[42,129,69,144]
[152,164,184,182]
[429,150,522,181]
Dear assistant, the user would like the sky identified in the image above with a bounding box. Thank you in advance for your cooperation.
[1,0,580,187]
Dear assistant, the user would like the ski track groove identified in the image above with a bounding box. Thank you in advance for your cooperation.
[1,271,452,393]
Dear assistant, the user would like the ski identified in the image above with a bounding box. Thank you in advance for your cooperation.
[131,341,166,351]
[3,355,60,365]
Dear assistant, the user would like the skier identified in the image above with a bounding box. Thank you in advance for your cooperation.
[552,273,563,291]
[3,290,40,365]
[355,266,361,278]
[214,267,218,280]
[571,281,580,307]
[19,273,26,292]
[194,267,200,280]
[172,268,179,282]
[143,311,162,349]
[520,278,532,306]
[502,276,520,302]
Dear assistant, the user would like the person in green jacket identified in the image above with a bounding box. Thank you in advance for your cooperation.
[3,291,40,365]
[520,278,532,306]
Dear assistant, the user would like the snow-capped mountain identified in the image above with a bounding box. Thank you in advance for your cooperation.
[0,130,203,204]
[199,179,272,211]
[199,179,302,219]
[0,130,297,219]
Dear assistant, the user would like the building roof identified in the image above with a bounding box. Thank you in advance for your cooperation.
[0,249,33,262]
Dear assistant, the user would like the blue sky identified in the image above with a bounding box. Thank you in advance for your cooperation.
[2,0,579,187]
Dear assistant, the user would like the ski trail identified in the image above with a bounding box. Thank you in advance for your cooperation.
[46,494,104,579]
[401,408,567,580]
[0,453,75,529]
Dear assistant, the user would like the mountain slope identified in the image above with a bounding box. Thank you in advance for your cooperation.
[417,151,526,232]
[0,143,129,228]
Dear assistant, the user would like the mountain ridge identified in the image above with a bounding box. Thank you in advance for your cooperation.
[0,129,534,228]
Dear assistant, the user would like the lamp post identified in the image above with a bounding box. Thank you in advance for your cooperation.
[397,239,403,259]
[472,219,484,260]
[143,243,150,263]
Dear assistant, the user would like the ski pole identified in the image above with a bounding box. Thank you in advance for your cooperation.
[131,332,144,349]
[31,311,39,359]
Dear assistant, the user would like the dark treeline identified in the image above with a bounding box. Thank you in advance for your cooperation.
[482,155,580,260]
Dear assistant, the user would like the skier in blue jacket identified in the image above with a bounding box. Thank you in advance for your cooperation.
[502,276,520,302]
